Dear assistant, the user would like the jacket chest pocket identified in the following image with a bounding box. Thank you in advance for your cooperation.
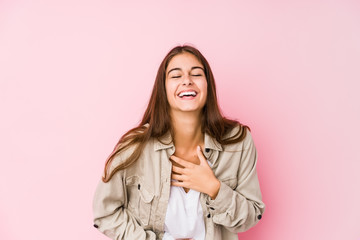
[125,175,155,226]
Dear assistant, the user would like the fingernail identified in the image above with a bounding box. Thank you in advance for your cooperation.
[197,145,201,150]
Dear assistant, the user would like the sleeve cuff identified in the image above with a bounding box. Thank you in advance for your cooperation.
[205,181,241,215]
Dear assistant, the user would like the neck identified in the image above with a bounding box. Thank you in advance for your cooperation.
[170,110,204,152]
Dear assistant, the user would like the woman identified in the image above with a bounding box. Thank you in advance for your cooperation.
[92,45,265,240]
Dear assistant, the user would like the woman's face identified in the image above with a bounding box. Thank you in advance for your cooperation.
[165,52,207,115]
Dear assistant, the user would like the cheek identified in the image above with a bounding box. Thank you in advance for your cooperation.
[165,81,176,101]
[199,80,208,98]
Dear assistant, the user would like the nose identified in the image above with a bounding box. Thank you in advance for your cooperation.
[182,74,193,86]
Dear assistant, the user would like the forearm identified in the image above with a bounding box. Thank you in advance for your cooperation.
[93,172,157,240]
[94,206,156,240]
[205,180,265,232]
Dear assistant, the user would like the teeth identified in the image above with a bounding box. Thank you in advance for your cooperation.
[178,91,197,97]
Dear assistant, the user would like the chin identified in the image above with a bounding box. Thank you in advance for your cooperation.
[178,106,203,112]
[169,101,206,113]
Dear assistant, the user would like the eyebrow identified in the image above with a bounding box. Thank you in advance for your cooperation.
[167,66,205,76]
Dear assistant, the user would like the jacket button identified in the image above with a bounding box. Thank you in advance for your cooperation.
[207,213,211,218]
[93,224,99,228]
[257,214,262,220]
[205,148,210,153]
[138,184,141,190]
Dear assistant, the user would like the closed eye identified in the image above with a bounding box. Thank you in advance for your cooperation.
[171,76,181,78]
[192,74,202,77]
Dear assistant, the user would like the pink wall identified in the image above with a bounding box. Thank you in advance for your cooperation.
[1,0,359,239]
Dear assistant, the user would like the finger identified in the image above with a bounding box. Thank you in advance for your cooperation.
[171,180,185,187]
[171,173,185,181]
[172,165,186,175]
[196,145,208,164]
[170,155,194,168]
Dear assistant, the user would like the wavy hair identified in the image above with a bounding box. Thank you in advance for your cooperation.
[102,44,249,182]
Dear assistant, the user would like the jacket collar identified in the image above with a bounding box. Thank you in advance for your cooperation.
[153,131,174,151]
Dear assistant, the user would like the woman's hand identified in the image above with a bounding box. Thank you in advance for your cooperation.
[170,146,220,200]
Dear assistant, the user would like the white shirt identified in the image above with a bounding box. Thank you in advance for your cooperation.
[162,160,213,240]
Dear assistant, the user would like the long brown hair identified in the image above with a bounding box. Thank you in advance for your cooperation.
[102,44,249,182]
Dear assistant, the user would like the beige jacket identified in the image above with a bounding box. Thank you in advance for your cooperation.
[92,126,265,240]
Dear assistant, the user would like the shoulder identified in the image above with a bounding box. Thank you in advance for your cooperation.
[222,124,255,152]
[109,123,151,170]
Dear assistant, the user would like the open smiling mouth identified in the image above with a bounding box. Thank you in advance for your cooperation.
[177,91,198,98]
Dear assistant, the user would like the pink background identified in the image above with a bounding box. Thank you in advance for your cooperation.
[1,0,359,239]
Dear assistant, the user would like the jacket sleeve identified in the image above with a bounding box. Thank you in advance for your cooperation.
[92,168,156,240]
[205,130,265,233]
